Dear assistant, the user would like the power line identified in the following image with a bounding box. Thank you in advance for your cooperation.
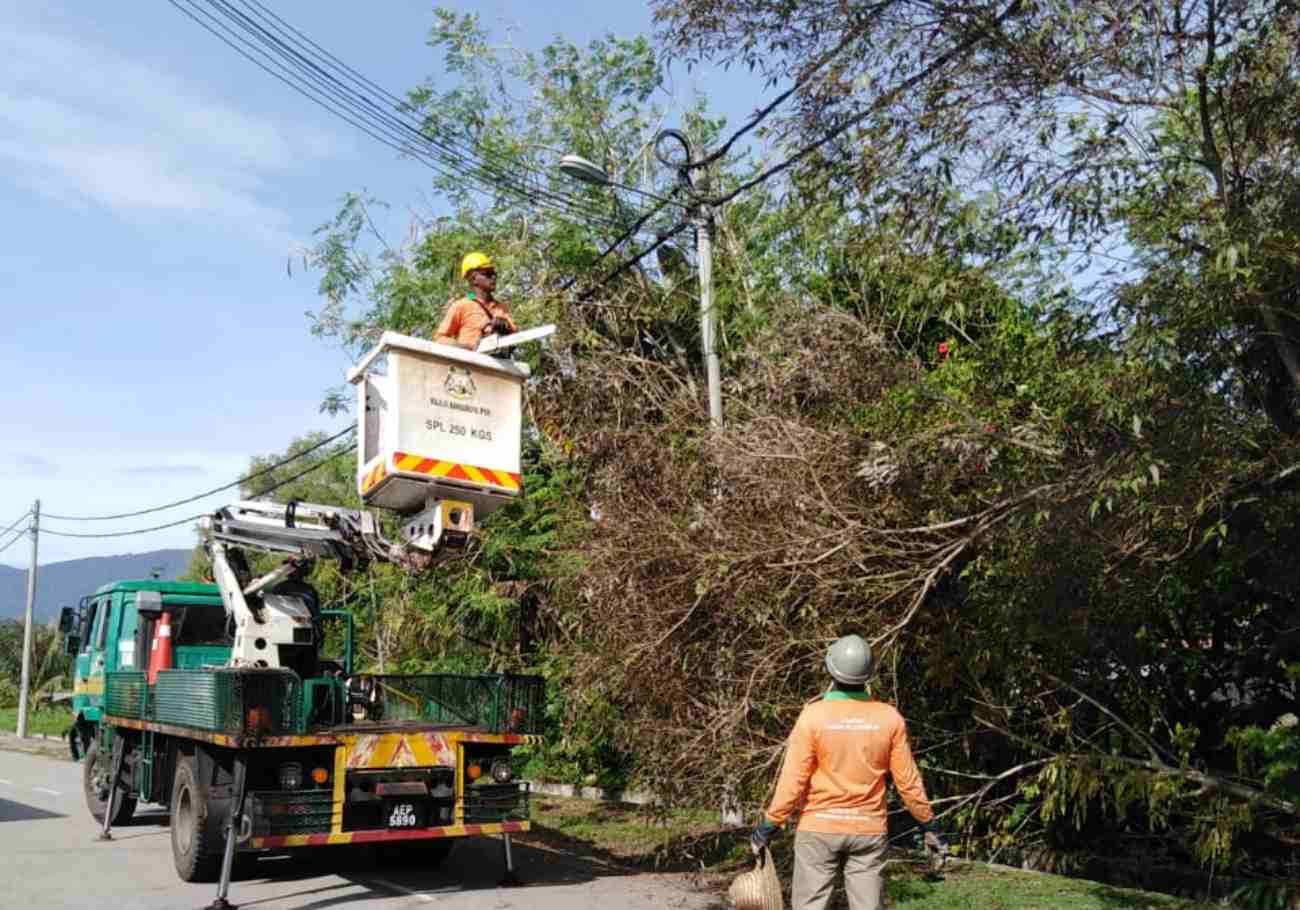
[576,220,693,301]
[222,0,631,218]
[40,443,356,540]
[691,28,864,172]
[172,0,654,234]
[0,529,26,558]
[252,442,357,498]
[169,1,506,207]
[559,194,683,294]
[43,426,355,522]
[0,510,31,540]
[38,513,208,541]
[235,0,658,211]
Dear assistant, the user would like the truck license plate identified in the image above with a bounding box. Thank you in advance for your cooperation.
[388,803,419,828]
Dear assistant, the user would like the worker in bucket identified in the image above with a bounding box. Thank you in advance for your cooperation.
[434,251,518,349]
[750,634,947,910]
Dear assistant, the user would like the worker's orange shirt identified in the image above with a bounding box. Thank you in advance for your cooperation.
[434,295,517,350]
[765,693,934,835]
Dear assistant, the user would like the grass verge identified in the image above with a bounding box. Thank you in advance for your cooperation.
[521,796,1223,909]
[0,705,73,737]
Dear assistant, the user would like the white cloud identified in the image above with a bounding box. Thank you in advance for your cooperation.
[0,16,345,250]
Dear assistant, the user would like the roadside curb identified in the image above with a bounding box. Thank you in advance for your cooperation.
[526,780,655,805]
[0,731,71,761]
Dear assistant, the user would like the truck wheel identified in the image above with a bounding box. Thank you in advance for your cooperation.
[170,755,225,882]
[83,740,136,826]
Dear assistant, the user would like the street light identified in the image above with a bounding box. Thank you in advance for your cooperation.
[557,154,610,187]
[558,137,723,428]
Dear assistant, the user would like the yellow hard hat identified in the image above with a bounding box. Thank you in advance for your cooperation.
[461,252,494,278]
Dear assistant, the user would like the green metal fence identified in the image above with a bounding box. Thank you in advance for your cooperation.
[362,674,544,734]
[104,671,150,720]
[105,668,541,738]
[153,669,304,736]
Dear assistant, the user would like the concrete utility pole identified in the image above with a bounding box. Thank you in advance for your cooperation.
[695,192,722,428]
[656,129,723,428]
[16,499,40,739]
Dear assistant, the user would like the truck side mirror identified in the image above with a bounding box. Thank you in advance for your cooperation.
[64,635,80,656]
[59,606,76,634]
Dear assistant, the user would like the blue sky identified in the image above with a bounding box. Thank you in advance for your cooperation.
[0,1,761,567]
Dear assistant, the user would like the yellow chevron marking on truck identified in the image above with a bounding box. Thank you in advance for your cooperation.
[343,732,457,770]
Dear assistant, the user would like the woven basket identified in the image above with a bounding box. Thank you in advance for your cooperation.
[727,846,784,910]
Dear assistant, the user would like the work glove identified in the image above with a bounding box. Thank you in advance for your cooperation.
[750,818,779,856]
[487,317,512,336]
[920,819,949,868]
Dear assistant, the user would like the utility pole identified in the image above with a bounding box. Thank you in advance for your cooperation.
[656,130,723,427]
[695,190,722,428]
[16,499,40,739]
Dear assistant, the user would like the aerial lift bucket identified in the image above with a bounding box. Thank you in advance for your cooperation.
[347,329,550,550]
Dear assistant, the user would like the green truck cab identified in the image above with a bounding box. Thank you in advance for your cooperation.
[61,580,228,760]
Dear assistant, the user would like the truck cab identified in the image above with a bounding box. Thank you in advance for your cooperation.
[62,580,227,759]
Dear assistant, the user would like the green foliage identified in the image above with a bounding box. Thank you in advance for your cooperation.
[0,677,17,710]
[0,620,71,710]
[0,705,73,737]
[1227,705,1300,804]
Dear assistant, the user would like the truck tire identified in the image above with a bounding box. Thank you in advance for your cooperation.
[83,740,136,826]
[170,755,225,882]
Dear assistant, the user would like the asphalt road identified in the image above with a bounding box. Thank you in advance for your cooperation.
[0,750,717,910]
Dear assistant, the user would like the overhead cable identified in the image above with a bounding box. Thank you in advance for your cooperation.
[236,0,670,212]
[559,195,684,294]
[0,531,27,558]
[173,0,650,234]
[43,426,355,522]
[690,27,864,172]
[0,509,31,540]
[38,513,209,540]
[576,220,693,301]
[223,0,637,218]
[40,443,356,540]
[170,0,530,216]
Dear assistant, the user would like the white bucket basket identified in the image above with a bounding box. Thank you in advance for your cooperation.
[348,332,530,520]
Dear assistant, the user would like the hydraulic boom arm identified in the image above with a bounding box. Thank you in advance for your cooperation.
[203,500,453,670]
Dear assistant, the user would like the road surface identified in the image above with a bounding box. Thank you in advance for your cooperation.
[0,749,717,910]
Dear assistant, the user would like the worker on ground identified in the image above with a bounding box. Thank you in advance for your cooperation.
[434,252,517,350]
[750,634,947,910]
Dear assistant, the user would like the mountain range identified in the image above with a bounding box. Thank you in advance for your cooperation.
[0,549,194,623]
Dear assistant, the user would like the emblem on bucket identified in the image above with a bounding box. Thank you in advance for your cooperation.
[444,366,477,400]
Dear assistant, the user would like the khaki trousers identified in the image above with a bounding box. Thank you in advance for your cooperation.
[791,831,889,910]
